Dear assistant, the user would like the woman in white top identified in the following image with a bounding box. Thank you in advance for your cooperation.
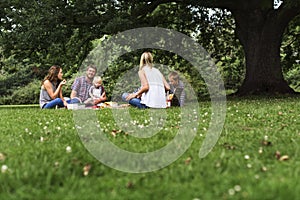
[123,52,170,108]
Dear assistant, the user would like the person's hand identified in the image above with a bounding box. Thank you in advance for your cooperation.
[93,99,99,105]
[63,100,68,107]
[93,97,104,105]
[126,93,137,101]
[60,79,67,86]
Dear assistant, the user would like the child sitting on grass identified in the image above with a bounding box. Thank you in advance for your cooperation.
[168,71,185,107]
[84,76,107,106]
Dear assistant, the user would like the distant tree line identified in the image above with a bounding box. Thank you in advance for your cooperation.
[0,0,299,104]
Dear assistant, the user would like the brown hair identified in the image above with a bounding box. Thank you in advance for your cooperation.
[168,71,179,82]
[87,65,97,73]
[41,65,61,86]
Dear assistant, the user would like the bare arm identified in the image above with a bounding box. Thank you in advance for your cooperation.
[88,86,94,99]
[59,86,68,106]
[43,80,65,100]
[162,74,170,91]
[70,90,77,99]
[94,91,107,105]
[126,70,149,101]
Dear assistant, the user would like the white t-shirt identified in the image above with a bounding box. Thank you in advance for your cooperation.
[140,66,167,108]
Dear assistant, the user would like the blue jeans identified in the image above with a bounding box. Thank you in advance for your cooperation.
[122,93,148,109]
[67,98,81,104]
[43,98,64,109]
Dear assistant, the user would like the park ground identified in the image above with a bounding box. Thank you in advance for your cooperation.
[0,96,300,200]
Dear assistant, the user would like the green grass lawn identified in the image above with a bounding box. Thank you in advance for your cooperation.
[1,96,300,200]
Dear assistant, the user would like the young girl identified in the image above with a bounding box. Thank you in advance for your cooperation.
[84,76,107,106]
[39,65,67,109]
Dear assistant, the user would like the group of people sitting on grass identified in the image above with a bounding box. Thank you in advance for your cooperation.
[39,52,185,109]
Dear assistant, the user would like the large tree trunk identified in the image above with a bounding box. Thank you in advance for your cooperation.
[231,9,296,95]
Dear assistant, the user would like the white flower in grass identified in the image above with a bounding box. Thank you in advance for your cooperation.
[56,127,61,130]
[66,146,72,153]
[1,165,8,173]
[244,155,250,160]
[25,128,29,133]
[54,162,59,167]
[40,137,44,142]
[43,126,47,130]
[228,188,235,195]
[138,124,144,129]
[234,185,241,192]
[264,135,268,140]
[0,153,5,161]
[75,125,82,129]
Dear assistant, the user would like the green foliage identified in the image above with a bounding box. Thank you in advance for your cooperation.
[1,1,300,104]
[193,9,245,92]
[9,79,40,105]
[0,66,37,104]
[281,15,300,90]
[285,65,300,91]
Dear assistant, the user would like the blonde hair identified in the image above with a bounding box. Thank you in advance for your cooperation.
[93,76,102,85]
[139,52,153,70]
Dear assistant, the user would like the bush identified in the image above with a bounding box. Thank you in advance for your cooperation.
[9,79,41,105]
[285,64,300,91]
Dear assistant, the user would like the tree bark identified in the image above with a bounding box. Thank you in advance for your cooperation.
[231,8,296,95]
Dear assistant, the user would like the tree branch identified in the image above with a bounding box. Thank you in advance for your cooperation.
[276,0,300,28]
[132,0,182,18]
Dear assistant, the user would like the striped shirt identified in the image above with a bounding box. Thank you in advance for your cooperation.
[169,80,185,106]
